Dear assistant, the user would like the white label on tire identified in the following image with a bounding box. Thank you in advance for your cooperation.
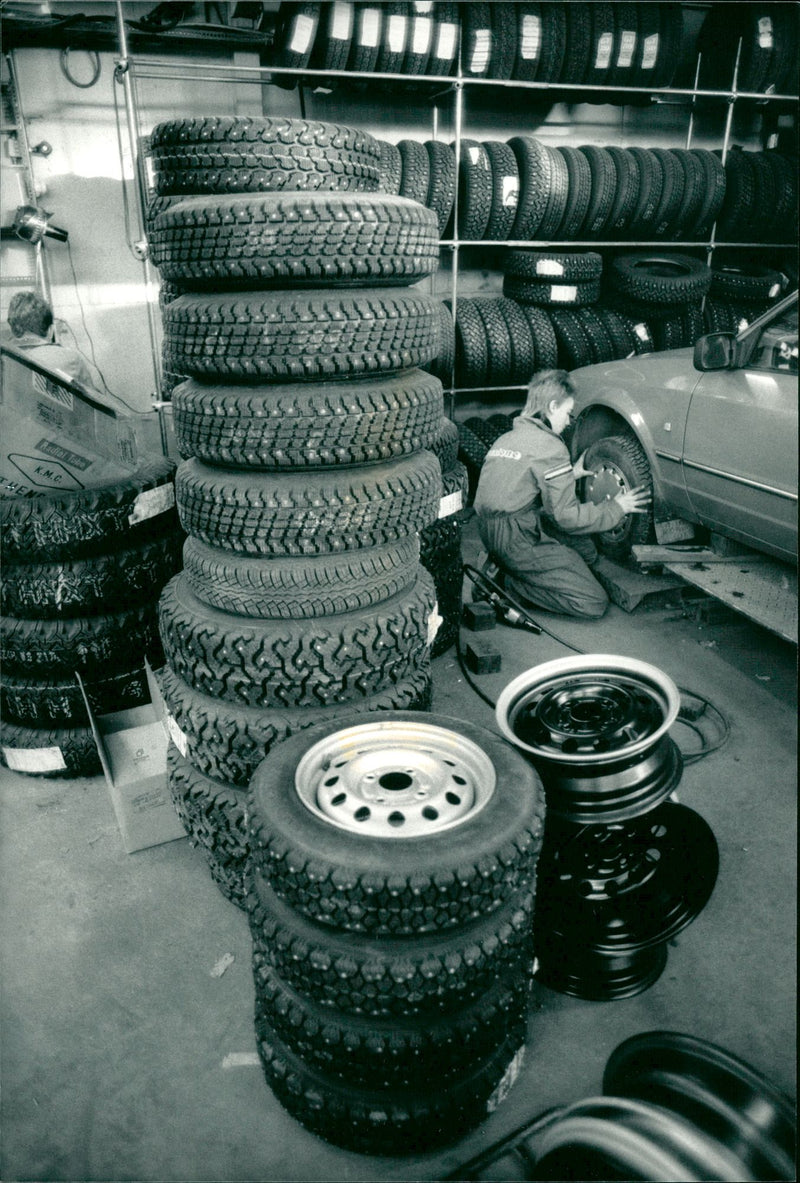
[550,284,578,302]
[768,282,781,298]
[520,13,542,60]
[128,483,175,526]
[359,9,380,47]
[411,15,432,54]
[487,1045,526,1114]
[468,145,481,165]
[617,30,636,67]
[427,604,443,645]
[758,16,773,48]
[536,258,565,277]
[165,712,188,758]
[289,14,315,54]
[438,489,463,518]
[388,13,407,53]
[502,176,519,207]
[634,322,650,340]
[641,33,659,69]
[594,31,613,69]
[435,21,458,64]
[470,29,491,73]
[330,2,352,40]
[414,1,434,12]
[3,745,66,773]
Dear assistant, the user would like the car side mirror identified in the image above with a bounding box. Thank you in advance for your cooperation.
[694,332,735,371]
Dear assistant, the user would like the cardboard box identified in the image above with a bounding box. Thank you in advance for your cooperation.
[79,663,185,854]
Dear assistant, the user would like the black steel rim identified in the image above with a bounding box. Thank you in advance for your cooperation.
[534,937,668,1001]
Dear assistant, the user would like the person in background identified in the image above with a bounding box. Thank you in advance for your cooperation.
[6,290,95,388]
[474,368,651,619]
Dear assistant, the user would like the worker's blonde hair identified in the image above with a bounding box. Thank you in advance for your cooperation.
[521,369,575,420]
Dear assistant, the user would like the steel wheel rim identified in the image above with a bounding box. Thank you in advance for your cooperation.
[534,937,668,1001]
[294,719,496,838]
[584,464,630,539]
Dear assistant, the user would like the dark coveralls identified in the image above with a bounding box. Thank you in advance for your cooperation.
[474,414,625,619]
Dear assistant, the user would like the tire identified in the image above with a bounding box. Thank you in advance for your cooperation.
[473,297,514,386]
[508,136,552,240]
[689,149,727,238]
[149,192,439,288]
[577,307,616,364]
[594,306,639,359]
[609,253,712,306]
[1,531,184,621]
[247,870,537,1018]
[310,2,354,71]
[577,145,617,237]
[652,2,683,89]
[516,304,558,369]
[652,302,704,351]
[0,718,101,779]
[488,2,517,79]
[0,602,162,677]
[347,2,383,73]
[462,2,493,78]
[550,309,594,369]
[505,249,603,283]
[429,414,459,471]
[555,146,593,240]
[668,149,708,241]
[428,2,460,76]
[175,450,441,557]
[649,147,685,238]
[626,147,664,239]
[512,2,543,81]
[717,149,756,243]
[498,297,536,383]
[1,665,148,728]
[580,431,654,559]
[484,141,520,241]
[603,146,639,238]
[375,138,402,194]
[158,569,437,710]
[158,662,432,789]
[423,516,464,657]
[402,4,434,74]
[1,459,178,563]
[397,138,429,204]
[710,264,786,303]
[559,0,592,82]
[149,116,381,196]
[584,2,617,87]
[424,139,456,235]
[534,1,567,82]
[270,2,322,87]
[535,145,570,240]
[374,1,408,74]
[605,3,639,87]
[503,275,601,308]
[427,300,456,385]
[162,288,440,382]
[452,297,488,387]
[456,139,493,240]
[171,368,443,469]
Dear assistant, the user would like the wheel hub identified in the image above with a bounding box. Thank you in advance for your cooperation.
[523,676,664,756]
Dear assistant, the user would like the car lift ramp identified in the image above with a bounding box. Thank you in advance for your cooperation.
[662,556,797,644]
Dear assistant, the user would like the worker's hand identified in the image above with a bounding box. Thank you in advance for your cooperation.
[615,485,651,514]
[572,451,595,480]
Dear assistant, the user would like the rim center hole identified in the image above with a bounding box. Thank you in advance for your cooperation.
[379,771,413,792]
[570,701,605,725]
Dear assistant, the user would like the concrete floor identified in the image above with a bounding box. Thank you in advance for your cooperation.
[1,517,796,1182]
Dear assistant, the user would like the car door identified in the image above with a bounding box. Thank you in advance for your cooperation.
[681,301,798,561]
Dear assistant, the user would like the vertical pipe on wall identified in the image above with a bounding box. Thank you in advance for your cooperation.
[448,78,463,420]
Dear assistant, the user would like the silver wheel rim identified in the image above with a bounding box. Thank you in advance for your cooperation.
[294,719,496,838]
[584,464,630,540]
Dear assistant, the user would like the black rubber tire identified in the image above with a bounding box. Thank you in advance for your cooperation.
[652,302,704,351]
[157,276,184,306]
[158,661,432,789]
[0,602,162,678]
[512,2,542,81]
[577,145,617,238]
[456,139,493,240]
[554,146,593,240]
[462,2,493,78]
[253,1009,528,1155]
[374,1,408,74]
[605,2,639,87]
[0,718,101,779]
[424,139,456,235]
[603,146,639,238]
[534,1,567,82]
[498,297,536,383]
[422,486,466,658]
[171,368,442,469]
[308,2,355,71]
[508,136,552,241]
[550,309,594,369]
[162,288,439,382]
[649,147,686,239]
[559,0,592,82]
[397,138,430,205]
[1,531,184,621]
[488,2,517,79]
[536,145,570,240]
[347,2,383,73]
[584,2,617,87]
[633,1,662,84]
[402,3,434,74]
[580,431,654,559]
[484,140,520,241]
[505,249,603,283]
[452,297,489,387]
[376,138,402,194]
[457,422,488,501]
[594,306,640,359]
[270,2,322,87]
[517,303,558,368]
[577,307,617,364]
[253,945,530,1089]
[689,149,727,238]
[503,275,601,308]
[248,869,537,1018]
[175,450,441,557]
[710,264,786,302]
[427,300,456,385]
[428,2,460,76]
[1,664,148,728]
[652,2,683,89]
[626,146,664,239]
[609,252,712,306]
[149,116,380,196]
[473,296,514,386]
[717,149,757,243]
[149,191,438,288]
[430,415,459,471]
[1,459,178,563]
[668,149,708,241]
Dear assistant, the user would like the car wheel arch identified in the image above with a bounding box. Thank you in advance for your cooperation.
[572,404,669,514]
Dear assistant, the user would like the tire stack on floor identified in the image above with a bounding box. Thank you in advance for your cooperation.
[147,115,446,906]
[244,709,547,1152]
[1,462,182,779]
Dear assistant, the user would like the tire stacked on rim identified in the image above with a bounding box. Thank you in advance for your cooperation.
[245,710,547,1152]
[0,461,182,778]
[149,115,444,906]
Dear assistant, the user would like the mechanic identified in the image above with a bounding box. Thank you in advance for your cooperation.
[474,369,651,619]
[6,290,94,388]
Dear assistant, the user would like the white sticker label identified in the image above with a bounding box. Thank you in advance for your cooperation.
[3,744,67,773]
[758,15,773,48]
[468,145,481,165]
[617,29,636,68]
[359,8,380,47]
[413,1,434,12]
[388,13,407,53]
[502,175,519,208]
[427,604,443,646]
[487,1045,526,1113]
[737,316,750,332]
[594,31,613,69]
[536,258,565,277]
[329,1,351,40]
[411,15,432,54]
[520,13,542,60]
[165,712,188,758]
[438,489,463,518]
[550,284,578,302]
[128,482,175,526]
[634,322,650,340]
[469,29,491,73]
[641,32,659,69]
[768,282,781,299]
[289,13,315,55]
[435,21,458,63]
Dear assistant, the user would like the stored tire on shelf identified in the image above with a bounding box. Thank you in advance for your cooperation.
[698,3,782,94]
[603,146,639,237]
[594,306,638,359]
[634,1,663,86]
[397,137,430,205]
[430,414,459,471]
[175,449,441,556]
[158,568,437,710]
[504,276,601,308]
[649,147,685,238]
[149,191,439,288]
[158,660,432,789]
[668,148,707,240]
[376,138,402,194]
[162,288,440,382]
[402,3,434,74]
[716,149,757,242]
[516,303,558,368]
[473,297,515,386]
[488,2,517,80]
[428,2,460,76]
[451,297,489,387]
[461,2,493,78]
[498,297,536,383]
[171,368,443,468]
[1,665,148,728]
[512,2,543,82]
[555,146,593,240]
[373,1,408,75]
[605,2,639,88]
[652,303,704,351]
[456,139,493,240]
[559,0,592,82]
[609,253,712,306]
[584,2,617,87]
[577,307,617,364]
[347,2,383,73]
[689,148,727,237]
[464,415,501,447]
[308,1,354,70]
[149,116,381,195]
[626,147,664,239]
[508,136,552,241]
[247,869,537,1017]
[1,531,184,620]
[270,2,321,87]
[0,718,101,779]
[1,459,177,563]
[580,431,654,559]
[0,602,161,678]
[484,140,520,241]
[532,1,567,82]
[535,145,570,240]
[651,2,683,88]
[759,150,795,242]
[577,145,617,237]
[424,139,456,235]
[183,534,420,620]
[550,309,594,369]
[505,249,603,283]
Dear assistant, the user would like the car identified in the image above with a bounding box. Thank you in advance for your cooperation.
[569,290,798,564]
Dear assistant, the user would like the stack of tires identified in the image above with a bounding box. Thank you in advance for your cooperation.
[244,709,547,1152]
[604,251,713,351]
[147,115,446,905]
[0,463,182,779]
